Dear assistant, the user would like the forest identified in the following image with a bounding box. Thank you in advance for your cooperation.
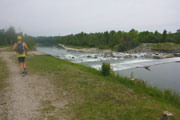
[1,27,180,52]
[35,29,180,52]
[0,26,35,50]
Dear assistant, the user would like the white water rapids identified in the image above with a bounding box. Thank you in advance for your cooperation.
[37,46,180,71]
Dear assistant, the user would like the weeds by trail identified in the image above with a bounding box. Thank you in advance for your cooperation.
[0,56,9,120]
[27,55,180,120]
[0,58,8,89]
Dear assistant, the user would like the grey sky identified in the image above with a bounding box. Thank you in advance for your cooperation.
[0,0,180,36]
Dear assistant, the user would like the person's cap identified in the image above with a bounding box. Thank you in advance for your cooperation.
[17,36,22,40]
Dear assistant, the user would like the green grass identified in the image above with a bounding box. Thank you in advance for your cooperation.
[0,58,8,89]
[152,43,180,52]
[0,45,8,48]
[38,100,58,120]
[0,57,9,120]
[65,44,112,50]
[0,45,11,48]
[0,45,14,52]
[27,55,180,120]
[65,44,92,49]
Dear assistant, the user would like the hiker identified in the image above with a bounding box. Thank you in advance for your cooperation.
[13,36,29,77]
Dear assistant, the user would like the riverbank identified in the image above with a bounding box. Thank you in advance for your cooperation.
[1,46,180,119]
[27,52,180,119]
[60,43,180,54]
[0,52,9,119]
[59,44,113,53]
[127,43,180,54]
[37,46,180,92]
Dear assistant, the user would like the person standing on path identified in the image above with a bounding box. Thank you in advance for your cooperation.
[13,36,29,77]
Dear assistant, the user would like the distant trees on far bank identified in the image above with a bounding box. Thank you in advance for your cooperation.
[35,29,180,52]
[0,26,35,50]
[1,26,180,52]
[0,26,16,45]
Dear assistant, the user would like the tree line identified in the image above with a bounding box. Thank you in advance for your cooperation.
[35,29,180,52]
[0,26,35,50]
[1,27,180,52]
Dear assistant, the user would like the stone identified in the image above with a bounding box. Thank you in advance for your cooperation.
[153,56,163,59]
[161,111,173,120]
[104,52,114,58]
[124,55,132,59]
[174,53,180,57]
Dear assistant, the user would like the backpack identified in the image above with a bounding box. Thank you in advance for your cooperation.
[17,42,24,54]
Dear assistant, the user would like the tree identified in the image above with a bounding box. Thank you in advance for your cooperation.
[0,29,7,45]
[34,28,180,52]
[154,31,161,43]
[162,29,167,43]
[6,26,16,44]
[176,29,180,43]
[104,31,109,44]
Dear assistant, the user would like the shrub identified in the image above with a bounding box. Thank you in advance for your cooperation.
[101,62,111,76]
[164,88,172,96]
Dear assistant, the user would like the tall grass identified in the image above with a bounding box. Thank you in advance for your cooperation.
[99,62,180,108]
[108,73,180,108]
[27,55,180,119]
[0,59,8,89]
[28,55,180,108]
[152,43,180,52]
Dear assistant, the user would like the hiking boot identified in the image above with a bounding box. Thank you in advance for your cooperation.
[24,69,28,74]
[21,72,25,77]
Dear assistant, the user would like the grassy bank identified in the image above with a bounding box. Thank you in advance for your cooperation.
[61,43,180,53]
[66,45,92,49]
[27,55,180,120]
[0,58,8,89]
[152,43,180,52]
[127,43,180,53]
[0,45,9,48]
[0,57,9,119]
[0,45,14,52]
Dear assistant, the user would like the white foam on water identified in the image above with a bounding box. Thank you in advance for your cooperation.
[119,59,152,64]
[91,59,153,70]
[37,47,180,71]
[74,55,119,63]
[92,57,180,71]
[64,54,76,59]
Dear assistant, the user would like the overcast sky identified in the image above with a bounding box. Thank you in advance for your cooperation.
[0,0,180,36]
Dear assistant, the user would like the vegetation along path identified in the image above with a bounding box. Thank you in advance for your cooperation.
[0,51,67,120]
[0,48,180,120]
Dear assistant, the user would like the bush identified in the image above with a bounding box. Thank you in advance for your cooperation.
[164,88,172,96]
[101,62,111,76]
[152,43,180,51]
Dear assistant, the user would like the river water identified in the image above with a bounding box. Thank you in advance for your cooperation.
[37,46,180,93]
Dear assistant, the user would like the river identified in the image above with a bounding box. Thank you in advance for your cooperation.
[37,46,180,93]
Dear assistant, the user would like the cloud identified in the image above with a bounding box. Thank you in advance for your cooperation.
[0,0,179,36]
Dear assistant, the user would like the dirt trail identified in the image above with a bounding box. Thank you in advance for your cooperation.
[0,52,66,120]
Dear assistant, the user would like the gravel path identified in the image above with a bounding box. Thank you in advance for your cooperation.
[0,52,66,120]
